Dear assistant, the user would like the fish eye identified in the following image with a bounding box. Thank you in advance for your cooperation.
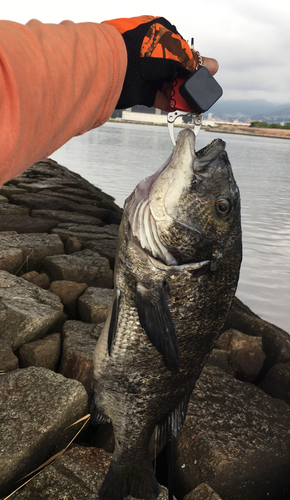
[215,196,231,217]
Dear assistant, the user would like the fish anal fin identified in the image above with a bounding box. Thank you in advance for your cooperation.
[99,459,160,500]
[136,282,180,375]
[155,388,192,450]
[108,289,121,355]
[90,385,111,425]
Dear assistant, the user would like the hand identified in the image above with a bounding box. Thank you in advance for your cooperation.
[154,57,219,112]
[103,16,201,109]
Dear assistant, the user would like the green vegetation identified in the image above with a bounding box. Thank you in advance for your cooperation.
[250,121,290,129]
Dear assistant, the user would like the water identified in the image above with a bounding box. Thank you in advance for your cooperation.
[52,121,290,333]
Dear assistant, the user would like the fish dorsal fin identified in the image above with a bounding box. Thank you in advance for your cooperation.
[155,386,192,449]
[136,282,180,375]
[108,289,121,355]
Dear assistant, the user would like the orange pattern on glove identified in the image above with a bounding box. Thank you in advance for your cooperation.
[103,16,159,35]
[140,23,196,73]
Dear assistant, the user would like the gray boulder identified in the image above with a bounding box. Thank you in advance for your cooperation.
[0,367,88,497]
[31,208,104,226]
[19,333,61,371]
[0,215,58,233]
[0,232,64,272]
[78,287,113,324]
[0,203,29,215]
[224,297,290,367]
[9,444,171,500]
[60,320,103,394]
[84,238,118,268]
[216,329,266,381]
[21,270,51,289]
[0,184,27,197]
[51,223,119,243]
[50,280,88,316]
[206,348,234,376]
[0,246,23,273]
[65,235,83,254]
[0,339,19,372]
[184,483,222,500]
[173,365,290,500]
[43,249,113,288]
[260,361,290,405]
[0,271,65,350]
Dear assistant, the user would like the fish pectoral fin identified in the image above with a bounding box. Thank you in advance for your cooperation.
[136,282,180,374]
[108,289,121,355]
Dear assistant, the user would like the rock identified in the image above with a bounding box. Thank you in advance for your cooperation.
[19,333,61,370]
[11,192,121,223]
[260,361,290,405]
[216,329,266,381]
[31,273,51,289]
[16,181,82,193]
[65,235,83,254]
[51,222,119,243]
[206,348,234,376]
[0,271,65,350]
[42,249,113,288]
[184,483,222,500]
[0,339,19,372]
[0,246,23,273]
[22,270,51,290]
[0,215,58,233]
[9,444,171,500]
[0,203,29,215]
[59,320,103,394]
[224,297,290,367]
[0,184,27,197]
[31,208,104,226]
[0,367,88,497]
[50,280,88,316]
[173,365,290,500]
[84,238,118,268]
[0,195,8,203]
[10,192,79,211]
[21,270,39,281]
[0,232,64,272]
[78,287,113,324]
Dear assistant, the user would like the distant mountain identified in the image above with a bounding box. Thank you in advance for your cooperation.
[207,99,290,123]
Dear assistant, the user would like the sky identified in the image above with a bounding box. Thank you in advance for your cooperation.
[1,0,290,104]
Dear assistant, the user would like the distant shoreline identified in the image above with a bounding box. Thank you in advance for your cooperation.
[109,118,290,140]
[204,125,290,140]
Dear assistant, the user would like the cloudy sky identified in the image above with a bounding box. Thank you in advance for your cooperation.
[1,0,290,104]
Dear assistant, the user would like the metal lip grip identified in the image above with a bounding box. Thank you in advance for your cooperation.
[167,68,223,146]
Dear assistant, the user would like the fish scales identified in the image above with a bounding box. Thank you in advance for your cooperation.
[92,129,242,500]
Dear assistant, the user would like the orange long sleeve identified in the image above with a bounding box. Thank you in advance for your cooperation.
[0,20,127,186]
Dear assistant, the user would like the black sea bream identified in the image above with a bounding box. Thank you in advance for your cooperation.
[91,129,242,500]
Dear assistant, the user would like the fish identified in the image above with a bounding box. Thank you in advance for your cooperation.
[91,128,242,500]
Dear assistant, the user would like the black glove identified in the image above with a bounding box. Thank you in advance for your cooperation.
[103,16,198,109]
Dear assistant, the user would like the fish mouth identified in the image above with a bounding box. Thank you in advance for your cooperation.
[127,129,225,266]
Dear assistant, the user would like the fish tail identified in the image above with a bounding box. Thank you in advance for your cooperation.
[99,458,160,500]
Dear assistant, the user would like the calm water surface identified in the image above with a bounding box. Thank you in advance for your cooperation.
[52,122,290,333]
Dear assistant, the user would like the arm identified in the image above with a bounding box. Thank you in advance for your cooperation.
[0,20,127,186]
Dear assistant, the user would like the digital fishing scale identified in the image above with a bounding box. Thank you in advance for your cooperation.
[167,39,223,146]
